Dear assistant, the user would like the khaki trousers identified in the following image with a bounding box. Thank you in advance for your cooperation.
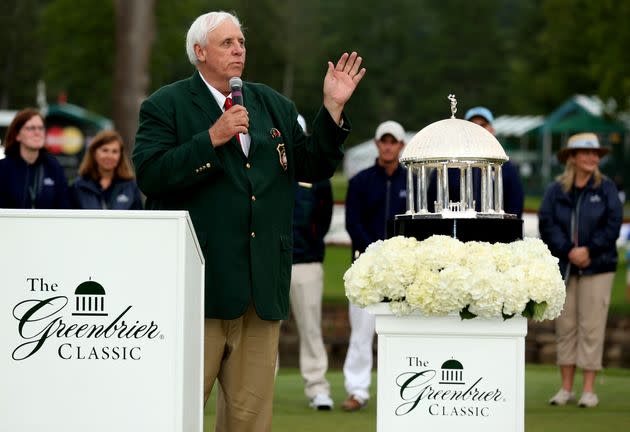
[204,304,280,432]
[289,262,331,399]
[556,272,614,371]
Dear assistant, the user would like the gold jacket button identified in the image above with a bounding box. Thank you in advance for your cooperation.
[245,162,251,169]
[251,232,256,238]
[206,162,211,168]
[251,195,256,201]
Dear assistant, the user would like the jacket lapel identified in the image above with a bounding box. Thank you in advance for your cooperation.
[189,72,223,126]
[189,72,246,157]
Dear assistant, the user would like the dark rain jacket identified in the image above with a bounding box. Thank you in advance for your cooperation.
[345,162,407,259]
[0,150,70,209]
[292,180,333,264]
[71,177,143,210]
[538,176,622,277]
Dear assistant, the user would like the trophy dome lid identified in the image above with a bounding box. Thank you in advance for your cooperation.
[400,118,508,164]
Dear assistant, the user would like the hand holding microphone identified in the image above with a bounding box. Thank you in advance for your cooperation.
[209,77,249,147]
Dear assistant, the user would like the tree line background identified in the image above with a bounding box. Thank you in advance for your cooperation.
[2,0,630,152]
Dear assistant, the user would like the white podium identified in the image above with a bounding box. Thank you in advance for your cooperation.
[0,210,204,432]
[367,303,527,432]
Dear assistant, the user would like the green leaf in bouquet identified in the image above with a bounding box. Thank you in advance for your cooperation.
[521,300,535,318]
[532,301,548,320]
[521,300,548,319]
[502,311,515,321]
[459,305,477,320]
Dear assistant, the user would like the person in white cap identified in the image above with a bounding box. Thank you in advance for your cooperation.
[539,132,622,408]
[342,120,408,411]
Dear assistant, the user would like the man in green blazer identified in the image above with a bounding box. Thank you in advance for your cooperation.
[133,11,365,431]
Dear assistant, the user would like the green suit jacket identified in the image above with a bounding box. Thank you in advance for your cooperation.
[132,72,349,320]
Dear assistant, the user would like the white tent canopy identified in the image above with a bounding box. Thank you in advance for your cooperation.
[493,115,544,137]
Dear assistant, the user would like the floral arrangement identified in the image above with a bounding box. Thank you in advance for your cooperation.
[343,235,566,321]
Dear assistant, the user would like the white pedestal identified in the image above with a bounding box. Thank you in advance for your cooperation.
[367,303,527,432]
[0,210,204,432]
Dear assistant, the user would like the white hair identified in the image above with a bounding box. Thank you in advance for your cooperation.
[185,11,241,65]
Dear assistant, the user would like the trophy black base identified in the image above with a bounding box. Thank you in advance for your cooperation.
[389,215,523,244]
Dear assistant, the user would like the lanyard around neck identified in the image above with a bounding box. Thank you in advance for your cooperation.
[28,165,44,209]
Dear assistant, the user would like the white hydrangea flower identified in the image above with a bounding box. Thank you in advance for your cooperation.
[492,242,514,273]
[344,233,565,321]
[389,300,414,316]
[416,235,465,270]
[435,263,472,313]
[343,251,382,307]
[406,265,444,315]
[467,260,505,318]
[344,236,419,307]
[372,236,420,301]
[502,265,530,316]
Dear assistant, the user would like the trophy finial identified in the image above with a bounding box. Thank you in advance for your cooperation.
[448,94,457,118]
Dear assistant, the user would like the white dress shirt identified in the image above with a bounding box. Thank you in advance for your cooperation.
[199,72,251,156]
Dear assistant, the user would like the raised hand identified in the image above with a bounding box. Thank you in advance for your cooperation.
[209,105,249,147]
[323,52,366,123]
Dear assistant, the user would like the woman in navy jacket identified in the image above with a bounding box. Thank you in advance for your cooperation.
[539,133,622,408]
[71,130,142,210]
[0,108,70,209]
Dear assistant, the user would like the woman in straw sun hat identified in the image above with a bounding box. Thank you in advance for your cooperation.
[556,132,611,163]
[538,132,622,408]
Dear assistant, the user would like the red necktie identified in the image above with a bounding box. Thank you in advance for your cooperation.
[224,97,241,144]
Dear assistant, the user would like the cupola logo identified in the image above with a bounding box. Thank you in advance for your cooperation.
[439,358,464,385]
[394,356,505,417]
[11,276,162,361]
[73,278,107,317]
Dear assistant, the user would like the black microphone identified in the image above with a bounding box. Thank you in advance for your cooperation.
[229,77,243,106]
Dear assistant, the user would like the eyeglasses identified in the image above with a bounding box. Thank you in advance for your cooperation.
[22,125,45,132]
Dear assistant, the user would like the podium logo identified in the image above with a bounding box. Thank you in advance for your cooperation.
[11,277,162,362]
[395,356,506,417]
[439,358,464,385]
[73,278,107,316]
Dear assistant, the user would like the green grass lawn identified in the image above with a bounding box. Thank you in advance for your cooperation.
[331,171,349,202]
[323,244,352,304]
[611,251,630,315]
[204,366,630,431]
